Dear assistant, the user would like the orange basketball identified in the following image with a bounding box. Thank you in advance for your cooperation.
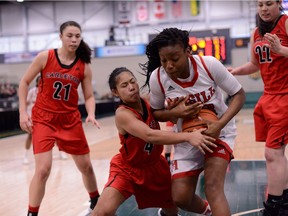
[199,109,218,121]
[182,109,218,132]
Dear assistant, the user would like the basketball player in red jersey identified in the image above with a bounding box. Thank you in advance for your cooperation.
[91,67,216,216]
[140,28,245,216]
[229,1,288,215]
[18,21,100,216]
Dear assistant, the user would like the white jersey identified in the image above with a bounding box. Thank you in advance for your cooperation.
[26,86,38,116]
[149,55,242,167]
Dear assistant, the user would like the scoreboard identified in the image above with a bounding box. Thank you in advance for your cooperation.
[148,28,231,64]
[189,36,227,63]
[188,28,231,64]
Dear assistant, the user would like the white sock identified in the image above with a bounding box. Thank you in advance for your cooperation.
[24,149,29,158]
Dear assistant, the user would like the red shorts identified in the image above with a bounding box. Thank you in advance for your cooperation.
[254,94,288,148]
[105,154,175,209]
[31,107,89,155]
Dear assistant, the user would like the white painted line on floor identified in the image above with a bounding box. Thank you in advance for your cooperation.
[232,208,263,215]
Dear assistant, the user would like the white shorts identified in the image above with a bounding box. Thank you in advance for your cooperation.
[171,135,235,179]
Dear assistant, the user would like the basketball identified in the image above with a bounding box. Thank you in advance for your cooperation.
[182,109,218,132]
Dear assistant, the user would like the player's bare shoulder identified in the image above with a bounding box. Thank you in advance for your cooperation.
[33,50,49,67]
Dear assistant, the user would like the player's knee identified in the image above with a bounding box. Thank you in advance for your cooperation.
[205,179,222,198]
[264,147,282,163]
[172,192,193,210]
[35,167,51,181]
[81,163,94,175]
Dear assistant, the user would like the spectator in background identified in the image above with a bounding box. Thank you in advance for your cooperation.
[109,26,115,42]
[0,81,17,99]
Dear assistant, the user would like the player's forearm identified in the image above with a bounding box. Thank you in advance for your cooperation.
[18,81,29,113]
[153,109,178,123]
[84,96,96,117]
[231,62,259,76]
[219,88,246,127]
[277,45,288,58]
[145,129,187,145]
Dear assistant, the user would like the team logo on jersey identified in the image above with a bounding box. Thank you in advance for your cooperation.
[217,149,226,155]
[46,72,80,84]
[186,86,216,104]
[167,86,175,91]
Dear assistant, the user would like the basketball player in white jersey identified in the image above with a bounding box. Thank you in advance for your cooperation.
[140,28,245,216]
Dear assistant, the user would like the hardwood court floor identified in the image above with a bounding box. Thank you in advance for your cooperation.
[0,108,287,216]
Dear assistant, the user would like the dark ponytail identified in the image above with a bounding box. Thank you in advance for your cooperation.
[76,39,92,63]
[60,21,92,63]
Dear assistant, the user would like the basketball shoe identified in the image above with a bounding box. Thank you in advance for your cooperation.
[157,208,181,216]
[261,201,281,216]
[83,208,92,216]
[279,201,288,216]
[23,156,29,164]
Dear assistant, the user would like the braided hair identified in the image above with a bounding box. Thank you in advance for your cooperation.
[140,28,191,90]
[60,21,92,63]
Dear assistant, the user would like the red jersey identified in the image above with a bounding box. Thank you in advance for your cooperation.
[118,99,164,167]
[253,15,288,94]
[35,49,85,113]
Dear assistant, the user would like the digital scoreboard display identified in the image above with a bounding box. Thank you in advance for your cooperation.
[189,36,227,63]
[148,28,231,65]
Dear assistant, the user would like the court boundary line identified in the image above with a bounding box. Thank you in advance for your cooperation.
[232,208,263,216]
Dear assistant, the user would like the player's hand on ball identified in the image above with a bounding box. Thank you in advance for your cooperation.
[202,120,222,139]
[182,109,218,136]
[198,109,221,138]
[187,128,217,154]
[172,95,203,119]
[164,96,184,110]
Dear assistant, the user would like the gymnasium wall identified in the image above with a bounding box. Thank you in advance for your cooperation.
[0,55,147,98]
[0,1,254,51]
[0,47,263,98]
[0,1,263,100]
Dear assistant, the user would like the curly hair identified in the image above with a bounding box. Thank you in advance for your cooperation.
[139,28,191,90]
